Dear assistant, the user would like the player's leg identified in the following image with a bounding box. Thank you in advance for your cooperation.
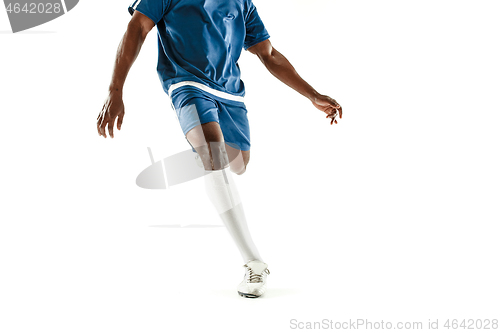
[224,144,250,175]
[181,96,269,298]
[216,99,251,175]
[186,121,263,264]
[187,122,269,297]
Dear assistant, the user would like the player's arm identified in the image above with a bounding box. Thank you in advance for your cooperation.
[247,39,342,124]
[97,11,155,138]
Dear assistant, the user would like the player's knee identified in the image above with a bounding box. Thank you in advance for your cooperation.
[210,141,230,171]
[197,142,230,171]
[226,148,248,175]
[233,165,246,175]
[193,144,211,171]
[230,161,247,175]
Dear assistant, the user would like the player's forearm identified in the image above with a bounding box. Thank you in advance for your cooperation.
[108,22,148,94]
[260,48,319,101]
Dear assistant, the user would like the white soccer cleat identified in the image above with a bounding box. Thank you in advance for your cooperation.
[237,259,270,298]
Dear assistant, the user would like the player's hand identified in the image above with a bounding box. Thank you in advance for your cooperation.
[97,91,125,138]
[311,94,342,125]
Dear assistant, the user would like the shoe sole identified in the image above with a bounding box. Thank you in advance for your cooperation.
[238,291,261,298]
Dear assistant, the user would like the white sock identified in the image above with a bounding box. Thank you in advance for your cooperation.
[204,168,263,263]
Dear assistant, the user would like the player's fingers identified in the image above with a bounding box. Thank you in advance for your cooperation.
[97,117,103,136]
[117,112,124,130]
[337,103,342,118]
[327,112,335,125]
[329,103,341,117]
[99,117,108,138]
[97,105,104,120]
[97,115,102,136]
[330,99,341,113]
[108,117,116,138]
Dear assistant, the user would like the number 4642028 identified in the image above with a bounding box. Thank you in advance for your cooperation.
[6,2,62,14]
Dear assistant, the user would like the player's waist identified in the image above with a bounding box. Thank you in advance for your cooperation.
[167,81,245,104]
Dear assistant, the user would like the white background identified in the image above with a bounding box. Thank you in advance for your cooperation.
[1,0,499,332]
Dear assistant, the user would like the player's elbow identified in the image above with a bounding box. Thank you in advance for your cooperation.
[260,47,284,70]
[249,39,273,61]
[258,50,273,64]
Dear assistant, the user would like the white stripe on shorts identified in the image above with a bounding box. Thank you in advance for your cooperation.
[167,81,245,103]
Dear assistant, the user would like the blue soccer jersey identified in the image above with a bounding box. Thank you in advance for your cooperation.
[128,0,270,99]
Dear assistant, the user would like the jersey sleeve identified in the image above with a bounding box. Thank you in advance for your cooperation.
[128,0,170,25]
[243,0,271,51]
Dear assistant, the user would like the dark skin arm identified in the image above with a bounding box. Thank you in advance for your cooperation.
[248,39,342,125]
[97,11,155,138]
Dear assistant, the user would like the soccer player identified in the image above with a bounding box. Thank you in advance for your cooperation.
[97,0,342,298]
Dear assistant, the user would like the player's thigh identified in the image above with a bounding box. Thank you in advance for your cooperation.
[186,121,223,146]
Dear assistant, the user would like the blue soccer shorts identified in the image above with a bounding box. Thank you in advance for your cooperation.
[170,85,251,152]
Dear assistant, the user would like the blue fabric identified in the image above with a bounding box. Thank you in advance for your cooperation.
[171,86,251,152]
[128,0,270,98]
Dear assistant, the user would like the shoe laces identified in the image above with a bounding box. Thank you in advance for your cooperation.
[243,264,270,283]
